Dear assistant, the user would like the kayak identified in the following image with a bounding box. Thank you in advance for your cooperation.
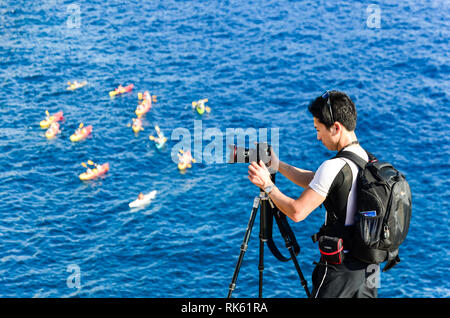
[45,123,60,139]
[40,111,64,129]
[129,190,157,208]
[196,106,205,115]
[79,163,109,181]
[70,125,93,142]
[67,81,87,91]
[192,99,209,115]
[178,162,192,170]
[109,84,134,97]
[135,100,151,117]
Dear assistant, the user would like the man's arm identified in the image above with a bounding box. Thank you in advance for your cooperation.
[267,185,325,222]
[248,160,325,222]
[278,161,315,189]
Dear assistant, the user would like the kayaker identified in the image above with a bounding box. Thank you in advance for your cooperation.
[46,122,60,138]
[155,126,165,142]
[197,100,206,113]
[49,122,58,132]
[136,103,145,113]
[71,81,80,88]
[178,149,195,164]
[132,118,142,127]
[75,127,85,136]
[74,123,85,136]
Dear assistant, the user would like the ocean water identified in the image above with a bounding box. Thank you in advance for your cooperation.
[0,0,448,298]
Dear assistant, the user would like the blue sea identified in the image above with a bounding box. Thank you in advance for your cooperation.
[0,0,448,298]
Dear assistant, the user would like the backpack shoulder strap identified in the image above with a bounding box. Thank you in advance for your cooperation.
[334,150,369,170]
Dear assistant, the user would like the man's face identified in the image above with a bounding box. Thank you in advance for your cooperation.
[314,117,337,151]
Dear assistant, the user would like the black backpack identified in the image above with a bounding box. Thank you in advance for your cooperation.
[335,151,412,272]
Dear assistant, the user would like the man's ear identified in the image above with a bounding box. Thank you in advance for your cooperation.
[332,122,342,135]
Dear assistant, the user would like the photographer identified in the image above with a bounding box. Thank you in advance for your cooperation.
[247,91,377,298]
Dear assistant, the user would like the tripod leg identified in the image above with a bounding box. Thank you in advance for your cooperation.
[227,197,260,298]
[274,211,311,298]
[258,227,265,298]
[286,245,311,298]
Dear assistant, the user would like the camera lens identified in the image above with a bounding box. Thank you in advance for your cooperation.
[228,145,250,163]
[227,143,271,164]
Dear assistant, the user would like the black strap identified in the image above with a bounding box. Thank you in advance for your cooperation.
[334,150,371,169]
[267,210,300,262]
[383,250,401,272]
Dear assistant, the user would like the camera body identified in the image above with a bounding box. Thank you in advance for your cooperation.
[228,142,272,165]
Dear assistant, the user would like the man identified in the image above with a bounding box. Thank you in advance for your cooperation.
[248,90,377,298]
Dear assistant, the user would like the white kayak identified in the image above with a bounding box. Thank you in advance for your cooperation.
[129,190,157,208]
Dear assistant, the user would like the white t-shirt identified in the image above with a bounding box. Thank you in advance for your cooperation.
[309,144,369,226]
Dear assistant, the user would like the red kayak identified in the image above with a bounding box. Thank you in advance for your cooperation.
[109,84,134,97]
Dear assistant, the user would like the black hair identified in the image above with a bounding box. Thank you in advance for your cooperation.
[308,90,357,131]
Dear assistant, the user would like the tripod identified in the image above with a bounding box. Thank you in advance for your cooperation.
[227,176,311,298]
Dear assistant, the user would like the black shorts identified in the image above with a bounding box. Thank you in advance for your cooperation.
[311,254,379,298]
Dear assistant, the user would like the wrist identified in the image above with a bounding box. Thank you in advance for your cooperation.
[263,182,275,194]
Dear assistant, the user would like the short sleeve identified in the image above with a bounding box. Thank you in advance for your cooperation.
[308,158,347,197]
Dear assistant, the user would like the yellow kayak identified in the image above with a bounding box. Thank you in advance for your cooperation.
[67,81,87,91]
[79,163,109,181]
[178,162,193,170]
[70,125,93,142]
[45,123,60,139]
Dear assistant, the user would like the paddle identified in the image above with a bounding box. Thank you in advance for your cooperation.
[76,123,84,134]
[81,160,96,168]
[150,134,167,144]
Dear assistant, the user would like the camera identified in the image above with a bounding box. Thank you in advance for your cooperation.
[228,142,272,165]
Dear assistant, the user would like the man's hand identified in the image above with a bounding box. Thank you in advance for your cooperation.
[248,160,274,190]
